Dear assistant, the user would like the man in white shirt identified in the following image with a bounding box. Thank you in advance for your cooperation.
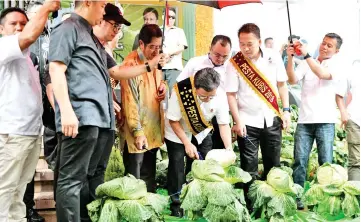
[162,7,188,93]
[336,59,360,181]
[165,68,232,217]
[0,2,60,221]
[226,23,291,182]
[286,33,343,209]
[177,35,232,150]
[132,7,159,51]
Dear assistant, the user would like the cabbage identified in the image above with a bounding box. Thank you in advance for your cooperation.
[316,163,348,187]
[203,203,226,222]
[223,166,252,184]
[180,179,207,211]
[248,180,277,209]
[205,149,236,167]
[104,147,125,182]
[342,181,360,196]
[137,193,169,214]
[267,168,294,193]
[303,184,325,205]
[204,181,236,206]
[267,192,297,217]
[222,200,251,222]
[291,183,304,198]
[115,200,153,221]
[316,195,342,217]
[98,199,118,222]
[95,175,147,200]
[191,159,225,182]
[342,192,360,217]
[87,199,101,222]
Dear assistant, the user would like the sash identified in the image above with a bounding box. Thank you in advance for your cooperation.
[173,77,213,136]
[230,52,281,117]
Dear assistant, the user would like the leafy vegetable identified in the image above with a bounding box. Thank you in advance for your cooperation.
[204,181,236,206]
[316,163,348,187]
[180,179,207,211]
[205,149,237,167]
[223,166,252,184]
[267,192,297,218]
[180,159,251,222]
[96,175,147,200]
[87,199,101,222]
[116,200,153,221]
[98,199,118,222]
[248,180,277,209]
[303,184,325,205]
[342,192,360,218]
[104,147,124,182]
[267,168,294,193]
[191,159,225,182]
[303,163,360,219]
[88,175,169,221]
[248,167,300,221]
[155,159,168,188]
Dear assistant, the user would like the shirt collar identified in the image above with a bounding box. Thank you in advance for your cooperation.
[71,13,93,34]
[137,48,147,63]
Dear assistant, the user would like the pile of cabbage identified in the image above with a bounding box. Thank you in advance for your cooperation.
[180,159,252,222]
[87,175,169,222]
[248,167,304,221]
[304,163,360,220]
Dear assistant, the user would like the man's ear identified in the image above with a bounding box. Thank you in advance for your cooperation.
[0,25,4,35]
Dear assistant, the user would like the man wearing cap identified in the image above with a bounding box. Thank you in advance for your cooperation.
[48,1,164,221]
[93,3,131,129]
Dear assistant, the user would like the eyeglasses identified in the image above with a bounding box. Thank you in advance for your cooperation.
[197,94,216,100]
[147,45,162,50]
[210,51,229,60]
[105,20,122,32]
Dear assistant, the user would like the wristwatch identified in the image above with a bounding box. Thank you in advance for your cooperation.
[304,53,311,60]
[283,107,290,112]
[145,62,152,72]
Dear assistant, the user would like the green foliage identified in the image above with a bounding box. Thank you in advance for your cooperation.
[104,147,124,182]
[303,163,360,220]
[248,167,302,221]
[180,160,251,222]
[88,175,169,222]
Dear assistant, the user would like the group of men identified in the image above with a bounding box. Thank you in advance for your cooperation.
[0,0,359,221]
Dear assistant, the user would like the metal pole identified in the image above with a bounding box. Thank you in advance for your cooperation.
[286,0,293,44]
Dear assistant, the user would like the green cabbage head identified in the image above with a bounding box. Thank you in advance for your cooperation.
[266,168,294,193]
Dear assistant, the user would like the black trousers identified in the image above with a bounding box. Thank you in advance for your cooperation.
[237,116,282,180]
[55,126,114,222]
[23,126,57,210]
[123,143,159,193]
[211,117,226,149]
[166,134,213,211]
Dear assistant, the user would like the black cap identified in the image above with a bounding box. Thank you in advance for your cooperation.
[104,3,131,26]
[288,34,300,41]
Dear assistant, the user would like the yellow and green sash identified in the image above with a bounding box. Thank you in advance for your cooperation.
[173,77,213,135]
[230,52,281,117]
